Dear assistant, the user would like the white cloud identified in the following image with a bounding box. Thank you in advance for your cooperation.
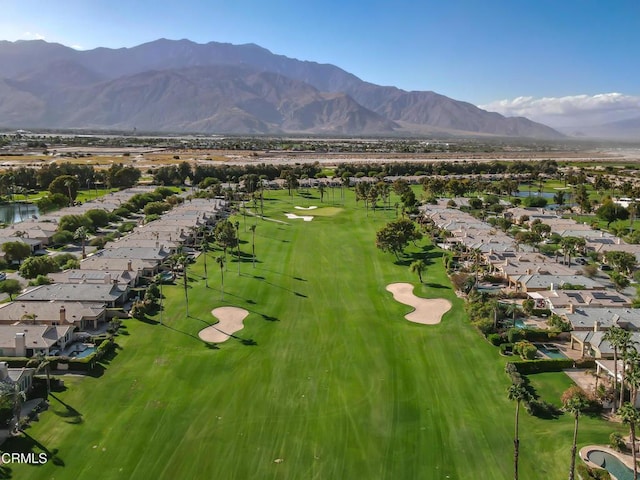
[479,93,640,128]
[20,31,46,41]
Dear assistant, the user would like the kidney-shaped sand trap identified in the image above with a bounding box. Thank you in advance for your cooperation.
[386,283,452,325]
[294,206,318,210]
[198,307,250,343]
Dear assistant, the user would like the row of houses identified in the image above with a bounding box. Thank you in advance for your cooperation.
[0,196,227,358]
[422,201,640,366]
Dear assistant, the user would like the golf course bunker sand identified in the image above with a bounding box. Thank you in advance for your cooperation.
[294,206,318,210]
[198,307,250,343]
[285,213,314,221]
[386,283,452,325]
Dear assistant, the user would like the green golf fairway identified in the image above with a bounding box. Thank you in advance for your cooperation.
[6,189,615,480]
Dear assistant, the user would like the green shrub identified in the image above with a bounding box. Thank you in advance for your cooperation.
[500,343,514,356]
[610,431,625,451]
[507,328,524,343]
[522,197,548,207]
[508,359,574,374]
[520,328,558,342]
[51,230,74,246]
[118,222,137,233]
[487,333,503,346]
[471,318,495,335]
[514,341,537,360]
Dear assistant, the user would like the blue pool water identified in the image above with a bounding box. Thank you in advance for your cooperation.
[69,346,96,359]
[587,450,634,480]
[536,344,568,359]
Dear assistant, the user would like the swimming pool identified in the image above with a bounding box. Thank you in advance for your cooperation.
[536,344,568,359]
[68,344,96,359]
[587,449,634,480]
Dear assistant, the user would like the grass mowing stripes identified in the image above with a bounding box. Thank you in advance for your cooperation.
[7,188,618,480]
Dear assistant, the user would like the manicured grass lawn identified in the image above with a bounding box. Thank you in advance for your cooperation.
[7,189,619,479]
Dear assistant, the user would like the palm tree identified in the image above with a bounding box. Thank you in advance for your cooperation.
[175,250,190,317]
[249,224,257,268]
[64,178,75,206]
[409,259,426,283]
[562,386,589,480]
[234,221,241,276]
[216,256,225,300]
[619,402,640,480]
[503,302,521,328]
[620,337,638,409]
[604,325,627,411]
[202,235,209,289]
[35,351,51,398]
[153,274,164,324]
[508,383,531,480]
[627,362,640,407]
[74,226,89,259]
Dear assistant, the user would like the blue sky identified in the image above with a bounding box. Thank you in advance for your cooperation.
[2,0,639,126]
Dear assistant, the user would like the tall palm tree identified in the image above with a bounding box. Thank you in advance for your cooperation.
[249,224,257,268]
[175,250,190,317]
[620,337,638,409]
[216,256,225,300]
[35,351,51,398]
[604,325,626,411]
[562,386,589,480]
[234,221,241,276]
[627,362,640,407]
[619,402,640,480]
[202,236,209,288]
[74,226,89,259]
[503,302,521,328]
[508,383,531,480]
[409,259,426,283]
[153,274,164,325]
[64,178,75,206]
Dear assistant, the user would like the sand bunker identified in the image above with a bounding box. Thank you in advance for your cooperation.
[294,206,318,210]
[386,283,452,325]
[198,307,249,343]
[285,213,314,221]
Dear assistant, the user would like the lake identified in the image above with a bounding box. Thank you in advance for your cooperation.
[0,203,40,225]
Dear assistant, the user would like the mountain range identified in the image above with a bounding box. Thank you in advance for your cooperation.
[0,38,564,138]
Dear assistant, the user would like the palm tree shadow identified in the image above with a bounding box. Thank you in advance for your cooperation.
[160,323,201,341]
[50,393,81,418]
[2,430,65,467]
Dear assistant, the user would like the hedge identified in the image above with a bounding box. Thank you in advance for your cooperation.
[576,463,611,480]
[509,358,594,374]
[507,359,574,374]
[0,357,29,368]
[520,328,560,342]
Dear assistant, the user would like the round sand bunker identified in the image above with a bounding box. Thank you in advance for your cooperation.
[198,307,249,343]
[386,283,452,325]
